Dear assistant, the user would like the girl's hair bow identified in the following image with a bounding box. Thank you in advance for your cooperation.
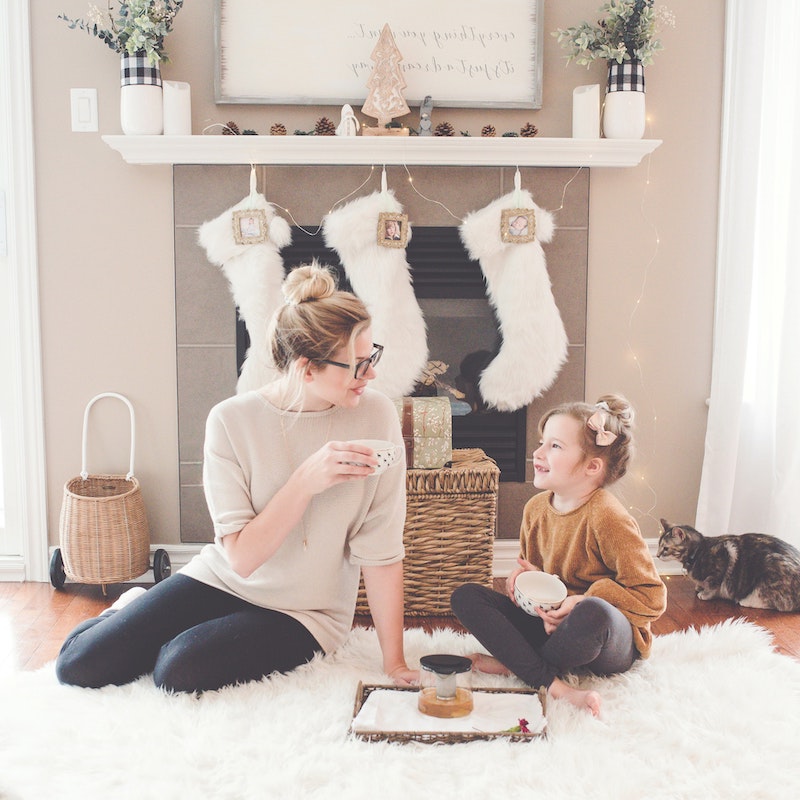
[587,402,618,446]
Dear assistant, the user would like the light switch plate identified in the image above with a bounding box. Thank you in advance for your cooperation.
[70,88,98,132]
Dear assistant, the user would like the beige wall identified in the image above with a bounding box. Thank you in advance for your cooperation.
[31,0,723,548]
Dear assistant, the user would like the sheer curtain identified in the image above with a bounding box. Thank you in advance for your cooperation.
[696,0,800,547]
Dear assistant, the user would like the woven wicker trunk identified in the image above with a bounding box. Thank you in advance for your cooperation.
[356,448,500,616]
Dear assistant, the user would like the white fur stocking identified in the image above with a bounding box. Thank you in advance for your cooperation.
[198,194,292,393]
[459,191,567,412]
[323,190,427,398]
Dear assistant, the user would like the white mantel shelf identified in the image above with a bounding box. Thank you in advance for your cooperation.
[102,135,661,168]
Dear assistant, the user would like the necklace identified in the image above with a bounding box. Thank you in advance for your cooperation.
[278,409,334,551]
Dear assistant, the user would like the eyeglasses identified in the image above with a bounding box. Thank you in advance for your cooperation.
[320,343,383,380]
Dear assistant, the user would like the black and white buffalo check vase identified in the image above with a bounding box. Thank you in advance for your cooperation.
[120,52,163,135]
[603,59,646,139]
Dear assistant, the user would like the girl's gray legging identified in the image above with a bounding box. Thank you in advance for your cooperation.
[450,583,637,688]
[55,573,323,693]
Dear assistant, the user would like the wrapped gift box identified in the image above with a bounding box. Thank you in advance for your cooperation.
[393,396,452,470]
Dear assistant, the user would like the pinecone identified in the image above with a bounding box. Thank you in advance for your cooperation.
[434,121,455,137]
[314,116,336,136]
[270,123,287,136]
[222,121,240,135]
[481,124,496,137]
[520,122,539,138]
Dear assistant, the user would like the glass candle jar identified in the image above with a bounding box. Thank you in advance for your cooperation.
[418,654,474,718]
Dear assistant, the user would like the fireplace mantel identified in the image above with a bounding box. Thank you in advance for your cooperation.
[103,135,660,168]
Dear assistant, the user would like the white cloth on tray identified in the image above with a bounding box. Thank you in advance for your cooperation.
[351,689,546,734]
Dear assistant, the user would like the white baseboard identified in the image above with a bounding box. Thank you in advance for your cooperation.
[143,540,682,580]
[492,538,682,577]
[0,555,26,582]
[11,539,681,585]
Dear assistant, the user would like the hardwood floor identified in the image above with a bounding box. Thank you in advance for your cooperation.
[2,574,799,674]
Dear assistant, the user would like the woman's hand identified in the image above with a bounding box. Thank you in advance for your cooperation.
[293,441,378,496]
[506,557,540,602]
[536,594,584,635]
[388,665,419,687]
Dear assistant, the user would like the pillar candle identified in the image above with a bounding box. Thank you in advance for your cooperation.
[572,84,600,139]
[162,81,192,136]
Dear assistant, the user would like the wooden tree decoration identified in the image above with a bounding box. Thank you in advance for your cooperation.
[361,24,410,131]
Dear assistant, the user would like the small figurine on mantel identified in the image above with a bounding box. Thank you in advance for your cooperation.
[418,95,433,136]
[336,104,360,136]
[361,23,410,136]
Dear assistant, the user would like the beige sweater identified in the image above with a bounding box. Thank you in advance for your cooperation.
[520,489,666,658]
[180,388,406,654]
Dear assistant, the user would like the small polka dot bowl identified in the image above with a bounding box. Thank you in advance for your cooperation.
[514,571,568,617]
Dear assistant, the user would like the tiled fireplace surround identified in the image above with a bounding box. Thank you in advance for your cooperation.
[174,164,588,542]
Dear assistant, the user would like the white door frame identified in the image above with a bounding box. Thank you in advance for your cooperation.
[0,0,49,581]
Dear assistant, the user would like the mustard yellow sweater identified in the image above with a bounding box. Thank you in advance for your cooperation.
[520,489,666,658]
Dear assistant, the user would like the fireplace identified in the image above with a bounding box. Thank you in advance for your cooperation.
[174,163,588,542]
[237,226,526,480]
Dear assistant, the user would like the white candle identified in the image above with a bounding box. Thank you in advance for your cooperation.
[572,84,600,139]
[162,81,192,136]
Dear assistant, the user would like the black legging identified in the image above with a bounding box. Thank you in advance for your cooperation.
[56,574,322,693]
[451,583,637,688]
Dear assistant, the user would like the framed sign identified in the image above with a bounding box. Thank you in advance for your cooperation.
[215,0,543,108]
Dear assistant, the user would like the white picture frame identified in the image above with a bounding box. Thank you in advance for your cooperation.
[215,0,544,108]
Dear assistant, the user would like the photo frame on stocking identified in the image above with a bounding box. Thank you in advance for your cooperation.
[378,212,409,248]
[500,208,536,244]
[232,209,268,245]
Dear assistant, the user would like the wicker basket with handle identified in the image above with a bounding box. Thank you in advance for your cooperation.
[58,393,150,585]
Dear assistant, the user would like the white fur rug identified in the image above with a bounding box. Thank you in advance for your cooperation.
[1,621,799,800]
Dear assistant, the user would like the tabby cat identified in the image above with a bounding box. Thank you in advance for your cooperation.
[657,519,800,611]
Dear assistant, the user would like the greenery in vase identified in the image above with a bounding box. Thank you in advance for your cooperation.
[554,0,674,67]
[58,1,184,66]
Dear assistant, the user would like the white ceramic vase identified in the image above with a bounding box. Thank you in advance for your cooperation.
[120,52,163,136]
[603,59,646,140]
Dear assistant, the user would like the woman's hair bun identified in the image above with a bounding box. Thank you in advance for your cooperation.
[282,261,336,306]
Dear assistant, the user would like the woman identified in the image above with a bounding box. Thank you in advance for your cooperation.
[56,263,418,693]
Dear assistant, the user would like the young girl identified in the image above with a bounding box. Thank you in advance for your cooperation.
[56,263,418,692]
[451,395,666,716]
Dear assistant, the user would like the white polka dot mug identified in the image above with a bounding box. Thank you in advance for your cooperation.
[346,439,403,474]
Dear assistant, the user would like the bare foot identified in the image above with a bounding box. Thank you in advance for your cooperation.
[548,677,602,717]
[468,653,512,676]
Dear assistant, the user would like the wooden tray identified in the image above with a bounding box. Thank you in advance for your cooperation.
[350,682,547,744]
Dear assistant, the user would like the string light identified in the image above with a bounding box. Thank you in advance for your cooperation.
[258,165,377,236]
[554,166,584,212]
[389,162,661,528]
[248,160,667,528]
[402,164,464,222]
[401,163,586,223]
[616,135,662,531]
[251,162,588,238]
[245,154,665,538]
